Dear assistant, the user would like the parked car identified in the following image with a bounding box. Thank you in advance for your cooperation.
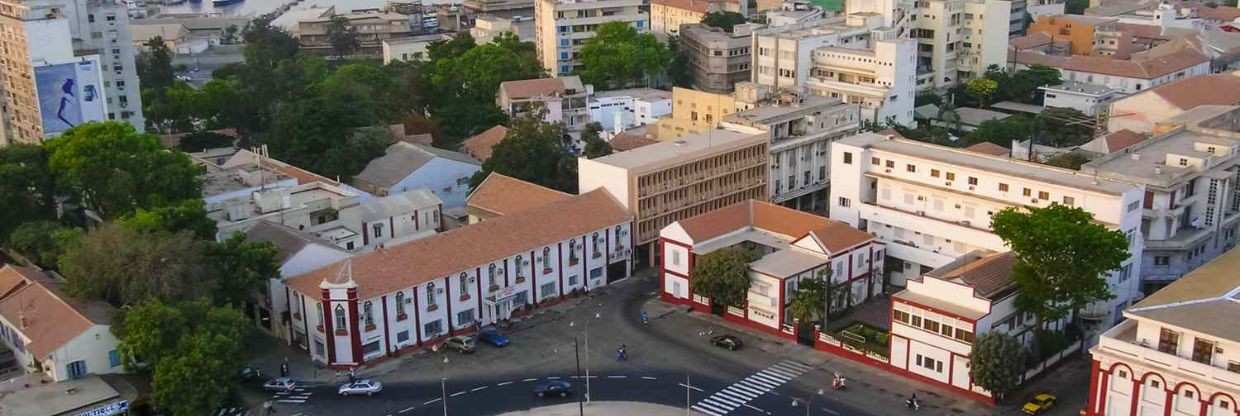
[444,335,476,353]
[238,366,263,382]
[478,327,510,347]
[533,380,573,398]
[1022,393,1057,415]
[338,379,383,396]
[263,377,296,392]
[710,334,743,351]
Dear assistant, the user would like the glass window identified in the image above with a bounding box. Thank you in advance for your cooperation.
[109,350,121,367]
[1158,328,1180,354]
[459,273,469,297]
[543,247,552,269]
[363,302,374,328]
[427,282,436,306]
[395,292,406,317]
[335,304,347,331]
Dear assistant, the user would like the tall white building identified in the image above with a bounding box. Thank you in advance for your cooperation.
[534,0,647,77]
[830,132,1146,329]
[750,15,886,91]
[806,37,918,126]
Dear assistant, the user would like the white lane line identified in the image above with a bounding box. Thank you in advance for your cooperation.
[730,383,765,397]
[497,381,514,386]
[690,405,724,416]
[548,376,561,380]
[607,375,627,379]
[778,360,813,372]
[694,401,731,414]
[471,386,488,392]
[752,371,788,384]
[720,387,758,400]
[678,383,704,392]
[640,376,657,380]
[704,394,743,408]
[398,406,415,414]
[763,366,799,378]
[823,407,840,416]
[450,391,466,397]
[523,378,538,382]
[276,400,306,404]
[423,398,441,405]
[743,377,779,390]
[743,403,765,412]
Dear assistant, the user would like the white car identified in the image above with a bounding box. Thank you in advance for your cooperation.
[338,379,383,396]
[263,377,296,392]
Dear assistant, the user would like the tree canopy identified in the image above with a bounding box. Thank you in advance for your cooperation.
[60,223,210,307]
[581,122,612,159]
[701,11,747,32]
[470,112,577,193]
[0,144,55,240]
[690,247,758,307]
[788,275,828,325]
[969,332,1026,401]
[326,16,360,58]
[424,36,541,142]
[965,78,998,108]
[990,204,1129,326]
[577,22,671,89]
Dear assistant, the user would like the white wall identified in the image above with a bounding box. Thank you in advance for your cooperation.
[577,158,632,210]
[396,159,480,208]
[44,325,122,382]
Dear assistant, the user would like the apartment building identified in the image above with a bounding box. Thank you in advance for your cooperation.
[1081,105,1240,293]
[680,23,756,94]
[1026,14,1117,56]
[659,200,882,339]
[578,128,768,262]
[1084,247,1240,416]
[0,265,120,382]
[0,0,143,145]
[353,142,481,208]
[910,0,1011,89]
[806,37,918,126]
[649,0,739,38]
[497,76,593,134]
[535,0,647,76]
[470,14,535,44]
[655,87,741,139]
[1040,80,1121,116]
[297,11,414,56]
[829,132,1146,328]
[382,33,450,64]
[1107,72,1240,134]
[750,15,881,91]
[720,93,859,210]
[1011,47,1210,94]
[588,87,671,136]
[283,177,633,366]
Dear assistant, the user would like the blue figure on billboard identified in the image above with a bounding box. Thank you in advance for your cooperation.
[56,78,77,128]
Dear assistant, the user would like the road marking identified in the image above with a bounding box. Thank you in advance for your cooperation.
[423,398,441,405]
[276,399,306,404]
[678,383,704,392]
[548,376,561,380]
[522,378,538,382]
[823,407,840,415]
[607,375,627,379]
[399,406,415,413]
[743,403,765,412]
[471,386,488,392]
[497,381,514,386]
[450,391,466,397]
[640,376,657,380]
[691,360,811,415]
[692,402,729,415]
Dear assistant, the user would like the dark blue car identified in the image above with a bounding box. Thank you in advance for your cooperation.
[478,327,510,347]
[534,380,572,398]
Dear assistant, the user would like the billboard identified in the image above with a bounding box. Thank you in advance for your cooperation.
[34,57,106,135]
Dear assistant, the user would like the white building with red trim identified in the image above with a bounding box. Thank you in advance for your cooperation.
[658,199,883,339]
[1085,247,1240,416]
[282,174,633,367]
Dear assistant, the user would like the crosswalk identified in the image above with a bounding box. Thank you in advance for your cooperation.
[692,360,813,416]
[273,386,313,404]
[215,407,248,416]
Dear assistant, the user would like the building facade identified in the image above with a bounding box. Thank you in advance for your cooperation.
[297,11,414,56]
[680,24,755,94]
[382,33,450,64]
[283,184,633,367]
[535,0,647,76]
[588,88,672,136]
[497,76,593,135]
[806,38,918,126]
[578,128,769,262]
[655,87,740,139]
[1081,105,1240,293]
[750,16,880,92]
[1084,247,1240,416]
[830,132,1146,329]
[353,142,482,208]
[649,0,738,38]
[0,265,121,382]
[660,200,882,339]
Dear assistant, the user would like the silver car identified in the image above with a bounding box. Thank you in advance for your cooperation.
[263,377,296,392]
[338,379,383,396]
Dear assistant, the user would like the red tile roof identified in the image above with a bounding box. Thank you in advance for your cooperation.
[1147,72,1240,110]
[807,222,876,254]
[1103,129,1147,152]
[0,266,114,359]
[965,142,1011,156]
[287,188,631,300]
[676,200,835,243]
[462,125,510,162]
[1013,47,1208,79]
[467,173,572,217]
[928,252,1017,300]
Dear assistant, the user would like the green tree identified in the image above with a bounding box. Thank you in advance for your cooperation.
[968,115,1034,147]
[426,32,478,62]
[7,221,81,269]
[788,276,828,325]
[424,40,540,142]
[265,77,390,179]
[60,223,210,307]
[117,300,250,416]
[1038,107,1095,148]
[1043,152,1092,170]
[581,122,612,158]
[690,247,758,307]
[119,199,218,241]
[470,112,577,192]
[206,234,281,307]
[325,16,360,58]
[222,24,239,44]
[969,332,1027,401]
[990,204,1129,331]
[701,11,747,31]
[0,144,55,240]
[46,122,203,219]
[577,22,672,89]
[966,78,999,108]
[242,15,301,70]
[1066,0,1088,14]
[138,37,175,94]
[667,35,694,88]
[177,130,235,152]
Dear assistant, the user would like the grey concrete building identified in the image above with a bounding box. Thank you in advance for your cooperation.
[680,23,755,94]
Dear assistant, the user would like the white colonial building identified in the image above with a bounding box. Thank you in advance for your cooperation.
[283,175,633,367]
[0,266,121,382]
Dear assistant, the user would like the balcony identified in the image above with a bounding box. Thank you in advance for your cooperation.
[1095,320,1240,388]
[858,203,1006,251]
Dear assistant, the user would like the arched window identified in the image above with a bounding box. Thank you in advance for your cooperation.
[334,304,346,330]
[543,247,552,269]
[363,301,374,328]
[426,282,436,306]
[516,255,525,277]
[569,240,578,264]
[592,232,602,258]
[395,292,406,317]
[488,263,498,287]
[459,272,469,297]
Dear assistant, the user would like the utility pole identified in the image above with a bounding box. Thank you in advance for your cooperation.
[686,373,691,416]
[441,355,449,416]
[575,337,584,416]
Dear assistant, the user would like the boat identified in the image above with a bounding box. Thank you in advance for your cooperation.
[211,0,242,6]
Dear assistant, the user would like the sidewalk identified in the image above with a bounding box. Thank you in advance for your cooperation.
[499,401,707,416]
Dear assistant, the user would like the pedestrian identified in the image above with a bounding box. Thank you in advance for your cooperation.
[280,357,289,378]
[640,311,649,324]
[348,367,356,383]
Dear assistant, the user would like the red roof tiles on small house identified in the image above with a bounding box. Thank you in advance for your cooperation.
[467,173,572,218]
[0,265,114,359]
[461,125,510,162]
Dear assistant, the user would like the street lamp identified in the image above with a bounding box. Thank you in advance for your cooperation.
[441,355,450,416]
[569,311,601,404]
[790,389,824,416]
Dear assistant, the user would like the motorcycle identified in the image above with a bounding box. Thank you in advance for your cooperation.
[831,374,847,391]
[616,345,628,361]
[905,395,920,410]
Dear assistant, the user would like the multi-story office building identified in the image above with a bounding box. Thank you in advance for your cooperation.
[680,23,756,94]
[830,132,1145,328]
[1081,105,1240,293]
[806,37,918,126]
[0,0,143,145]
[297,11,414,56]
[578,128,768,262]
[535,0,647,76]
[1084,247,1240,416]
[720,93,860,210]
[750,15,882,91]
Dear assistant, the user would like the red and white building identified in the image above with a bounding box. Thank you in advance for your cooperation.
[658,199,883,339]
[283,174,633,367]
[1085,247,1240,416]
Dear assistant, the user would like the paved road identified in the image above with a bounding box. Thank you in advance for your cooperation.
[249,273,877,416]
